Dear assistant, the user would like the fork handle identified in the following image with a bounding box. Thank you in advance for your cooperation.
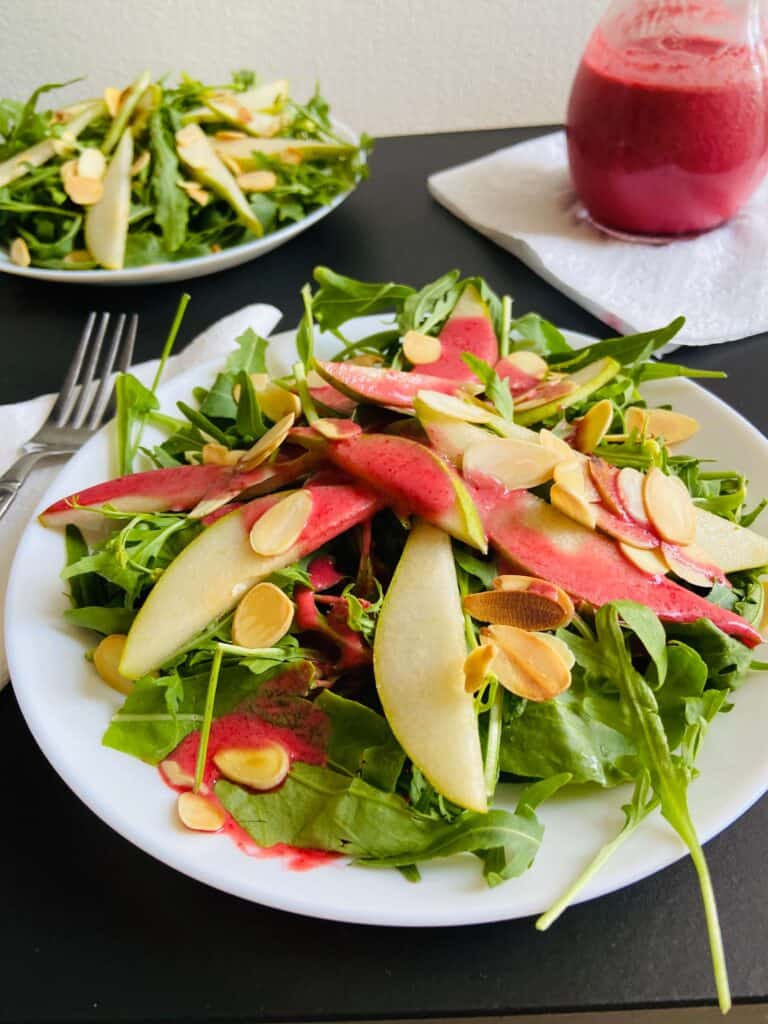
[0,451,68,524]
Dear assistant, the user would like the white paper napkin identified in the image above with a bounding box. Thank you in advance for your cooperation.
[0,302,282,688]
[429,129,768,349]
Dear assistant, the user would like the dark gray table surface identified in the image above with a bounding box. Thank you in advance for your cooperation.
[2,126,768,1024]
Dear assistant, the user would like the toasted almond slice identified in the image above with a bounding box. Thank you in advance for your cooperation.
[220,152,244,175]
[177,792,225,832]
[617,466,650,525]
[256,382,302,422]
[484,624,572,701]
[643,466,696,545]
[553,457,600,502]
[539,428,577,461]
[402,330,443,365]
[64,174,104,205]
[131,150,151,176]
[160,759,195,788]
[312,418,361,440]
[537,632,576,670]
[51,130,78,157]
[186,183,211,206]
[281,148,304,165]
[463,643,498,693]
[464,581,572,631]
[60,158,78,184]
[348,353,384,367]
[77,147,106,180]
[494,573,575,615]
[9,237,31,267]
[214,743,290,790]
[249,489,313,556]
[237,413,295,470]
[573,399,613,454]
[236,169,278,193]
[104,86,122,118]
[232,581,294,649]
[661,542,721,588]
[201,442,244,466]
[503,350,549,379]
[416,389,495,424]
[463,437,558,490]
[93,634,133,695]
[550,482,597,529]
[619,541,668,576]
[626,406,700,446]
[63,249,93,266]
[215,129,248,140]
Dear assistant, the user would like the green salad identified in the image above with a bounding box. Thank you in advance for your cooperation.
[0,73,369,270]
[40,268,768,1014]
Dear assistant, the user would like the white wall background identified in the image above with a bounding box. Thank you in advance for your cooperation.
[0,0,606,136]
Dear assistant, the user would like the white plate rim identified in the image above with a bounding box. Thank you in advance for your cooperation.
[0,120,362,285]
[6,320,768,927]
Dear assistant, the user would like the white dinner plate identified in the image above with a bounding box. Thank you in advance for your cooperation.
[0,122,360,285]
[6,317,768,926]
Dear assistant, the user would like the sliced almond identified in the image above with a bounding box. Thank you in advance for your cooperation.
[177,180,210,206]
[131,150,151,176]
[537,632,576,670]
[463,643,498,693]
[280,148,303,166]
[220,152,243,175]
[550,482,597,529]
[77,147,106,180]
[236,170,278,193]
[539,428,577,461]
[254,381,302,422]
[483,624,572,702]
[573,399,613,454]
[626,406,700,446]
[93,634,133,695]
[619,541,668,576]
[63,174,104,205]
[661,542,721,588]
[502,350,548,379]
[63,249,93,267]
[643,467,696,545]
[348,353,384,367]
[312,419,361,441]
[617,466,650,525]
[237,413,295,471]
[103,86,123,118]
[463,437,558,490]
[177,792,225,832]
[201,442,244,466]
[9,237,31,268]
[464,578,572,631]
[249,489,313,556]
[215,129,248,140]
[416,389,495,424]
[60,158,78,185]
[553,457,600,502]
[214,743,290,790]
[160,759,195,788]
[402,330,442,365]
[232,581,294,648]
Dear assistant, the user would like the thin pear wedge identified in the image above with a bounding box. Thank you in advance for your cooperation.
[0,101,106,188]
[84,129,133,269]
[514,357,621,426]
[175,124,263,236]
[695,507,768,572]
[213,136,357,170]
[373,519,487,813]
[120,483,381,678]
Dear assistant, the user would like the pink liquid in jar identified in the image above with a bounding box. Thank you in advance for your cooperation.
[567,3,768,235]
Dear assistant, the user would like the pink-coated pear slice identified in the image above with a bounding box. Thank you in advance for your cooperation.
[412,283,499,381]
[325,433,487,550]
[120,483,382,678]
[315,360,479,411]
[39,459,313,531]
[474,485,760,647]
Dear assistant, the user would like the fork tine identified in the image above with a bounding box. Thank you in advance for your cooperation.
[104,313,138,421]
[67,313,111,428]
[87,313,126,429]
[50,312,97,425]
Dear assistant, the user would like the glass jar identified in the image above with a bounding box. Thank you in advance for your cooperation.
[566,0,768,235]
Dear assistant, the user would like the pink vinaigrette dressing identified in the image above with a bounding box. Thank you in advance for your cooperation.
[567,10,768,235]
[160,669,338,871]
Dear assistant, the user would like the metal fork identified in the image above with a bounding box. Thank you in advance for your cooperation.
[0,312,138,523]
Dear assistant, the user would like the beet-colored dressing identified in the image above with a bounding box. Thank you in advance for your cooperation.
[567,4,768,235]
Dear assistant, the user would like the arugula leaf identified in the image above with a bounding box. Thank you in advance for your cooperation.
[194,646,223,791]
[65,606,135,635]
[312,266,415,330]
[225,327,269,375]
[398,270,461,335]
[316,689,404,791]
[510,312,573,357]
[295,283,315,368]
[115,374,159,476]
[234,369,266,439]
[452,543,498,589]
[149,109,188,252]
[550,317,685,372]
[664,619,753,690]
[461,353,514,420]
[0,79,80,159]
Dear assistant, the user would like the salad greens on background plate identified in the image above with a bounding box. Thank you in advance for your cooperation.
[0,73,368,283]
[6,269,768,1015]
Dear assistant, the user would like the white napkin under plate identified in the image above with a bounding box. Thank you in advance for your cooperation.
[429,129,768,349]
[0,302,282,688]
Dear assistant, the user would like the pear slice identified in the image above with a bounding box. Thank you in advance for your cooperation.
[514,357,621,426]
[212,136,357,170]
[373,520,487,812]
[0,100,106,189]
[695,507,768,573]
[84,129,133,269]
[175,124,263,237]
